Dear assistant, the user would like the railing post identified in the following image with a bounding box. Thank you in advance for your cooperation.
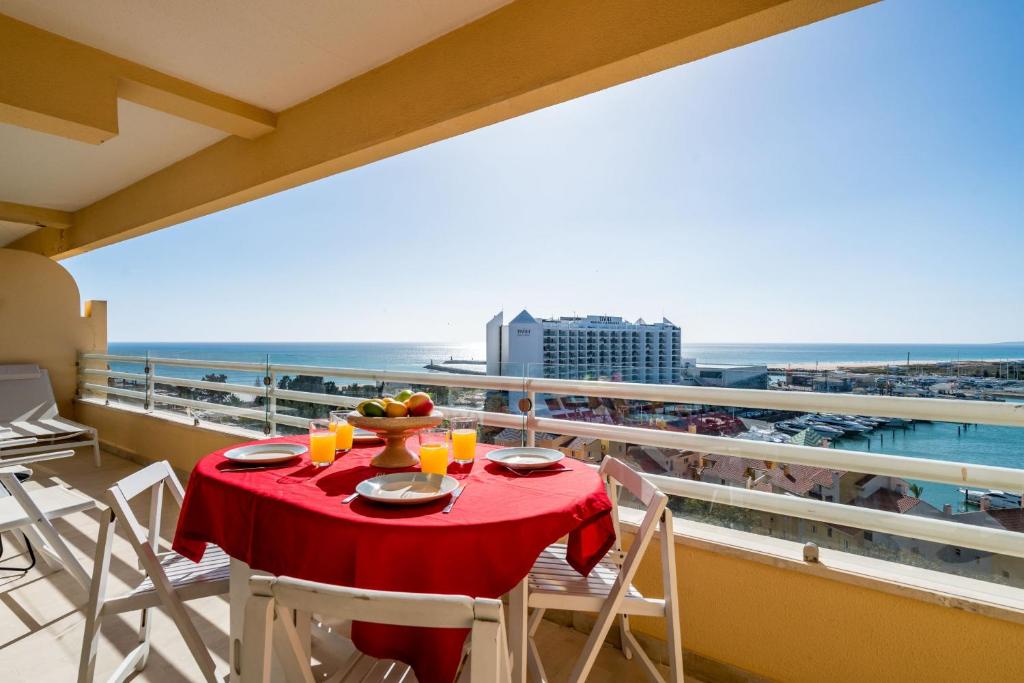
[266,370,277,437]
[526,389,536,447]
[75,356,82,400]
[144,359,155,412]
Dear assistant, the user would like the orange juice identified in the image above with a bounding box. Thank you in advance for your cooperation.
[329,421,355,452]
[451,429,476,462]
[309,431,336,466]
[419,443,449,475]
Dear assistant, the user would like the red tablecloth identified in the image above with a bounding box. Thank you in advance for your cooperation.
[173,437,614,683]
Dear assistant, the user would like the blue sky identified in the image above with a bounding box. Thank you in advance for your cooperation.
[65,0,1023,344]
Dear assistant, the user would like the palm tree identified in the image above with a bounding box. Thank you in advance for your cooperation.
[908,483,924,498]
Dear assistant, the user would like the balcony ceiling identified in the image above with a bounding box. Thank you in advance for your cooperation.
[0,100,226,213]
[0,0,877,256]
[0,0,512,112]
[0,0,512,245]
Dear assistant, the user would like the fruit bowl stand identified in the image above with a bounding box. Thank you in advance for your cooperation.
[346,411,444,468]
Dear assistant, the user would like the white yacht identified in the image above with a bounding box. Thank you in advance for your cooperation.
[813,414,871,433]
[959,488,1023,510]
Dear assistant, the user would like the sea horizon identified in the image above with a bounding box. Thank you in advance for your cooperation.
[108,340,1024,373]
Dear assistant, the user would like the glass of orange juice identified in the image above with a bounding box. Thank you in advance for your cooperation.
[449,416,478,464]
[308,419,336,467]
[418,427,449,476]
[329,410,355,454]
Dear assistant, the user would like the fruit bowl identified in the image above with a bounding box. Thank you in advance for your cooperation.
[346,410,444,468]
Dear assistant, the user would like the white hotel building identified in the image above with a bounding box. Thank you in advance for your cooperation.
[486,310,685,383]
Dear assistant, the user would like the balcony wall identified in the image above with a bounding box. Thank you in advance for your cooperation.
[77,400,248,472]
[0,248,106,416]
[621,519,1024,682]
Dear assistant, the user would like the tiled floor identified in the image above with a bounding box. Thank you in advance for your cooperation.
[0,449,677,682]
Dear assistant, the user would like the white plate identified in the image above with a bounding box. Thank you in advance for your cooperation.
[223,443,307,464]
[486,447,565,471]
[355,472,459,505]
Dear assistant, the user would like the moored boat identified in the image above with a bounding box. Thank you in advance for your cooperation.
[959,488,1023,510]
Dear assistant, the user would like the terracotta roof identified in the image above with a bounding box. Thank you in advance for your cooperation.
[702,455,840,497]
[898,496,924,513]
[986,508,1024,533]
[855,489,936,515]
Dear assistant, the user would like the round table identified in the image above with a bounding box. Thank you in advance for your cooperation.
[173,436,615,683]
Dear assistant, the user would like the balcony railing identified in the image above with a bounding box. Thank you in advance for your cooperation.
[77,353,1024,568]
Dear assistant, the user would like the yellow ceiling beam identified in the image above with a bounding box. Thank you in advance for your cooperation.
[0,201,73,230]
[0,13,275,144]
[0,15,118,144]
[10,0,876,259]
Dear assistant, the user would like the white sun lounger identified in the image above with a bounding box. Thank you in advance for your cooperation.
[0,364,101,467]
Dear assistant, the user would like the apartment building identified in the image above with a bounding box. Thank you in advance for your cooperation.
[486,310,684,383]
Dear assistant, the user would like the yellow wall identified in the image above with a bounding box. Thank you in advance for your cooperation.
[0,248,106,416]
[77,401,249,473]
[624,528,1024,682]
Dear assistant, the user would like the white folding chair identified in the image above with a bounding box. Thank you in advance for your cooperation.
[511,456,683,683]
[78,461,230,683]
[0,364,101,466]
[241,575,512,683]
[0,449,94,590]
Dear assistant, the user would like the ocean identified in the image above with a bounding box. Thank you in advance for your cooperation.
[108,341,1024,378]
[108,341,487,381]
[107,341,1024,511]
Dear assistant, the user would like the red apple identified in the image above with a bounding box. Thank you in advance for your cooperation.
[405,392,434,417]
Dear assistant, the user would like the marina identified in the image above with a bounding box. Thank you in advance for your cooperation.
[730,409,1024,513]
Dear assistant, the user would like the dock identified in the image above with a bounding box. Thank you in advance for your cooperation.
[424,362,486,375]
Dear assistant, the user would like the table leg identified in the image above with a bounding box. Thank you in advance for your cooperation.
[509,578,528,683]
[229,558,250,683]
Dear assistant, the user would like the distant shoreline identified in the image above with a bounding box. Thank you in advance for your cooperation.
[770,358,1024,372]
[105,341,1024,378]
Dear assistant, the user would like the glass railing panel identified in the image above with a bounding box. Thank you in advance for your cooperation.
[264,348,498,436]
[91,353,147,410]
[145,346,269,433]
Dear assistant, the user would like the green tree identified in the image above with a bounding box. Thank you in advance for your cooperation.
[908,483,924,498]
[192,373,239,405]
[275,375,341,421]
